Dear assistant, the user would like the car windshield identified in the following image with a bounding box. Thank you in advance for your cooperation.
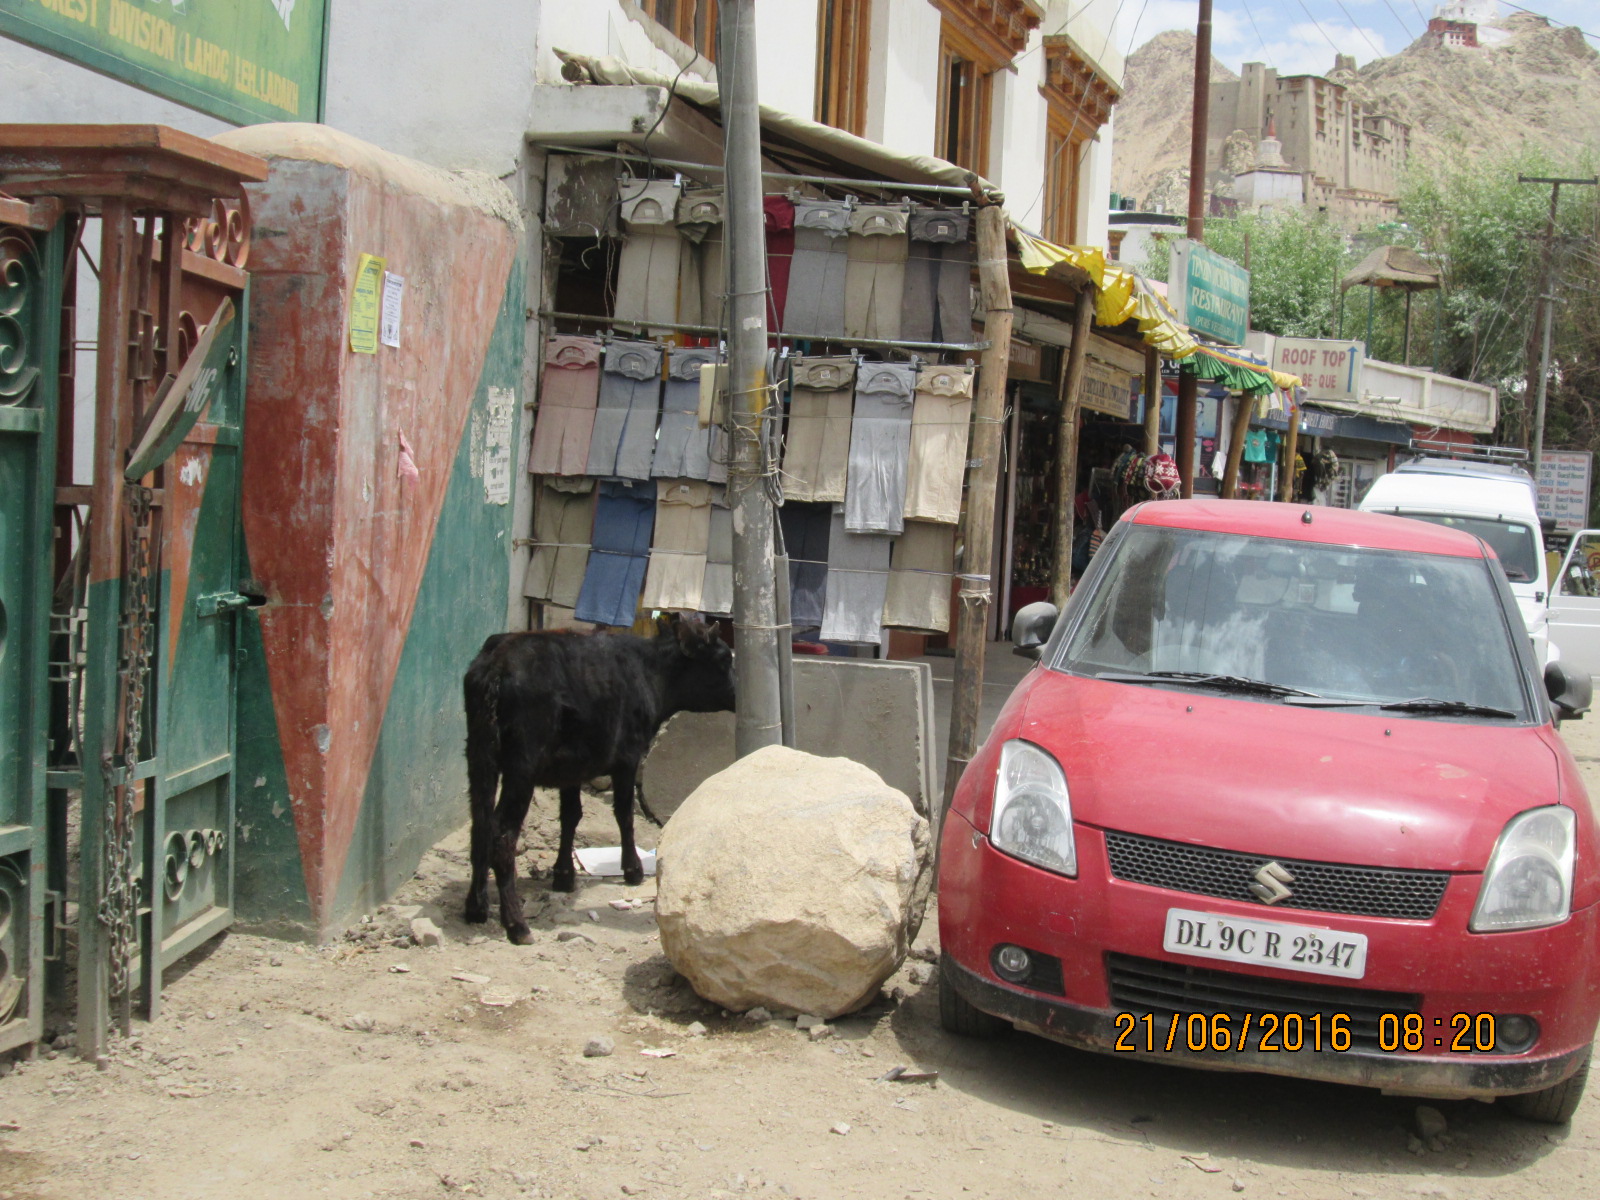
[1390,514,1539,583]
[1055,524,1530,718]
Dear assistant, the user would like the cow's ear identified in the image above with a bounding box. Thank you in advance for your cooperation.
[675,616,708,653]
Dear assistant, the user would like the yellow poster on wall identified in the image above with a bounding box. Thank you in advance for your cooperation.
[349,253,386,354]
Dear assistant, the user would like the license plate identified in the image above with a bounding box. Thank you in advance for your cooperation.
[1162,908,1368,979]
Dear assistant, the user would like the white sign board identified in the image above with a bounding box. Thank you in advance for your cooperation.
[1537,450,1593,532]
[1270,338,1364,402]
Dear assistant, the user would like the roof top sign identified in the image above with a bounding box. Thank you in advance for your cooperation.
[1168,239,1250,346]
[0,0,328,125]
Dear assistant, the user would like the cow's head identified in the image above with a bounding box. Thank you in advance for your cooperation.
[657,614,736,713]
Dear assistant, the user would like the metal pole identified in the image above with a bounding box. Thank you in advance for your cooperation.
[944,205,1013,809]
[1177,0,1212,498]
[1049,291,1093,608]
[719,0,782,756]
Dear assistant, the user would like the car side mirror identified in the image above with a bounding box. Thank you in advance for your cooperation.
[1011,601,1060,661]
[1544,660,1592,720]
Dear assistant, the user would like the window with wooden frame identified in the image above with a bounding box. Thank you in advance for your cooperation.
[1044,114,1086,244]
[936,24,997,175]
[815,0,871,135]
[1039,33,1120,244]
[637,0,720,64]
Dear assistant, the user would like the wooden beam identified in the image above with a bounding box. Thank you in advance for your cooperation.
[1050,291,1094,608]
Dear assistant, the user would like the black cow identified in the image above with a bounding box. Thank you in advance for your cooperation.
[462,616,735,944]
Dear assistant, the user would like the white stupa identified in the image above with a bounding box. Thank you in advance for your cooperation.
[1433,0,1497,20]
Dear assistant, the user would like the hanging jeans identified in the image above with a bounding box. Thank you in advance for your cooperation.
[587,340,661,481]
[902,208,973,344]
[844,362,916,535]
[843,204,909,342]
[764,195,795,331]
[884,519,953,633]
[779,500,832,631]
[820,506,890,647]
[702,488,733,617]
[784,199,851,338]
[653,346,721,480]
[614,179,683,331]
[677,187,725,328]
[575,479,655,627]
[903,363,975,524]
[781,355,855,503]
[523,477,596,609]
[642,479,713,612]
[527,335,602,476]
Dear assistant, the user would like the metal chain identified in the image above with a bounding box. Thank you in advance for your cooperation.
[98,484,155,1021]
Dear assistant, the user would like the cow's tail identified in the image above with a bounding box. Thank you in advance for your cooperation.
[464,663,502,830]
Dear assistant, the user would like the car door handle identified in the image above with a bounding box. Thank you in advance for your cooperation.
[195,591,254,618]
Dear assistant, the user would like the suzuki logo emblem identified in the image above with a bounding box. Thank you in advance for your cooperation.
[1249,861,1296,905]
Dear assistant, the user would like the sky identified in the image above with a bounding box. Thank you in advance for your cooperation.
[1112,0,1599,77]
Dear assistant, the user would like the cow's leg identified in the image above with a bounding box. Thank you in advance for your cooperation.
[463,709,501,925]
[613,765,645,886]
[491,770,538,944]
[551,786,583,894]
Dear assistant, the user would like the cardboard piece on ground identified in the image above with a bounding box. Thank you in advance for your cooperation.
[575,847,658,877]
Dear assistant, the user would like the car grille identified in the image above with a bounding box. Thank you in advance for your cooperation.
[1107,953,1418,1052]
[1103,830,1450,920]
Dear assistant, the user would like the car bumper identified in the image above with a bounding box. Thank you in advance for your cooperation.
[938,811,1600,1099]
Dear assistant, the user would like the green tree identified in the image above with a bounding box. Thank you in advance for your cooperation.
[1144,208,1351,338]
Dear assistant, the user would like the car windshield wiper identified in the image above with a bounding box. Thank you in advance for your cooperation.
[1096,670,1324,699]
[1377,697,1518,719]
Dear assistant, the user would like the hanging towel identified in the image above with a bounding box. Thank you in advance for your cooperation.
[587,339,661,481]
[844,362,916,535]
[779,501,833,631]
[575,478,655,627]
[784,199,851,338]
[528,336,602,476]
[781,355,856,503]
[903,363,975,524]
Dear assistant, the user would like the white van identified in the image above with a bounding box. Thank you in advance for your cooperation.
[1358,457,1553,663]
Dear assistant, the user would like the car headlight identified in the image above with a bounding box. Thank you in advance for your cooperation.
[989,740,1076,877]
[1470,806,1575,932]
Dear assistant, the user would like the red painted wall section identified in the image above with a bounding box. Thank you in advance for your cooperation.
[217,124,518,926]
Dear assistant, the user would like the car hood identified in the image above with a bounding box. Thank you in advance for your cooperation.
[1005,669,1563,873]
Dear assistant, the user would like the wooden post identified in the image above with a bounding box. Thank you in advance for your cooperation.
[1278,400,1301,502]
[944,205,1013,810]
[1220,391,1253,497]
[1175,372,1198,497]
[1049,290,1094,609]
[1143,346,1161,456]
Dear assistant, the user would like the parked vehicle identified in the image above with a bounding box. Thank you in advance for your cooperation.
[1548,530,1600,680]
[938,500,1597,1121]
[1358,456,1553,663]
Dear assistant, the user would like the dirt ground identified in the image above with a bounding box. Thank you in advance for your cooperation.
[3,734,1599,1200]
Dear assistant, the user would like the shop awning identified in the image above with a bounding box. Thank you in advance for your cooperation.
[1011,226,1198,359]
[1255,404,1413,445]
[1184,344,1300,395]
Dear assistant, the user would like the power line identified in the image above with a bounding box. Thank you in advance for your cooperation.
[1329,0,1388,58]
[1499,1,1600,44]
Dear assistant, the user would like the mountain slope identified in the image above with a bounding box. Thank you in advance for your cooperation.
[1109,30,1235,209]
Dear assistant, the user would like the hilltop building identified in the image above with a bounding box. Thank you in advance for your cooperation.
[1207,61,1409,229]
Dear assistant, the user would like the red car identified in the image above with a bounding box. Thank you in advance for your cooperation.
[938,500,1598,1121]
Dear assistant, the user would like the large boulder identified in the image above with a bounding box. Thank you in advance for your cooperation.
[655,745,932,1019]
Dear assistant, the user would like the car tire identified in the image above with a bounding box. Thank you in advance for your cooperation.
[1501,1050,1591,1124]
[938,966,1009,1039]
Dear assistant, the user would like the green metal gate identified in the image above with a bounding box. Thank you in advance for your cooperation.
[0,219,61,1054]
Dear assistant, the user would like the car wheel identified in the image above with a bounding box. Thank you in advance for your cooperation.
[1501,1050,1591,1124]
[938,965,1008,1039]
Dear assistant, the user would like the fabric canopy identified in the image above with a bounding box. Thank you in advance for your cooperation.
[1011,226,1198,358]
[1341,245,1441,292]
[1183,344,1298,395]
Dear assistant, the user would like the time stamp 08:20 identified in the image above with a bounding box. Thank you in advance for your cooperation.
[1113,1011,1504,1054]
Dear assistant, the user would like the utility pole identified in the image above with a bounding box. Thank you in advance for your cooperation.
[1518,174,1596,475]
[719,0,783,755]
[1176,0,1213,497]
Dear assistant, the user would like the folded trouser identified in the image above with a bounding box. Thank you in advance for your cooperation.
[523,478,596,608]
[844,363,916,535]
[884,519,953,633]
[653,346,720,480]
[820,506,890,646]
[781,355,855,503]
[702,491,733,616]
[528,336,601,476]
[844,231,908,342]
[904,364,975,524]
[779,501,832,630]
[574,479,655,627]
[642,479,713,612]
[588,340,661,481]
